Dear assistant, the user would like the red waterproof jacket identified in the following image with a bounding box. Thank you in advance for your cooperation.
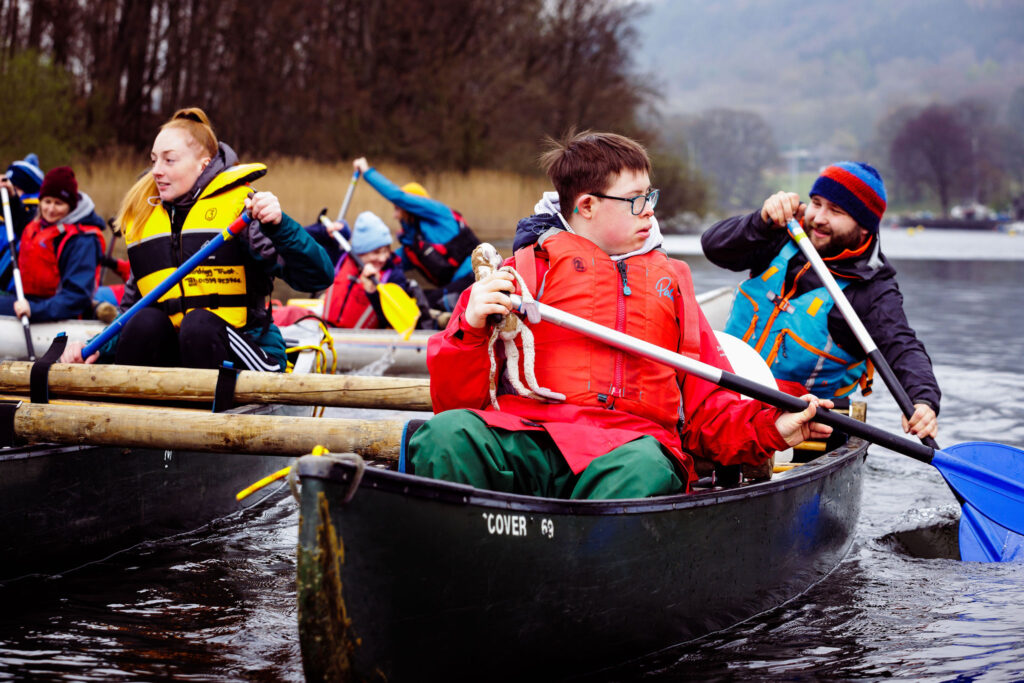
[427,231,789,488]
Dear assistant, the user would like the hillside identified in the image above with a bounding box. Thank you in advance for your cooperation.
[633,0,1024,151]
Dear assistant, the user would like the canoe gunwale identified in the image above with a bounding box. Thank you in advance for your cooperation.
[297,435,868,515]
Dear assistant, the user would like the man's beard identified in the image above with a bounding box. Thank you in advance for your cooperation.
[815,226,866,258]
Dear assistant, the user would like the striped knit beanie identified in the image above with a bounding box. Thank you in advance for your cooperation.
[809,162,887,234]
[5,153,44,195]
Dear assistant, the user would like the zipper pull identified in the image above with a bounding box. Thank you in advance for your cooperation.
[617,261,631,296]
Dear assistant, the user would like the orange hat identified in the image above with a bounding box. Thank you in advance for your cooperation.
[401,182,429,199]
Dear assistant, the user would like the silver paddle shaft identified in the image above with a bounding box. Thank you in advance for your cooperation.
[1,187,28,304]
[508,292,936,462]
[787,219,876,353]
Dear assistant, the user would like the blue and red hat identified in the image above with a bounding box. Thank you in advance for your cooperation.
[809,162,887,234]
[5,153,44,195]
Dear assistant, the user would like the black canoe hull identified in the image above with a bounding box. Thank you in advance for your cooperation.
[296,437,867,681]
[0,402,308,583]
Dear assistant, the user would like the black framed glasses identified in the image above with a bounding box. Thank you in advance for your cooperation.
[589,189,659,215]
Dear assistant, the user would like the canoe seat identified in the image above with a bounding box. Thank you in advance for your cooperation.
[690,400,866,483]
[689,456,772,487]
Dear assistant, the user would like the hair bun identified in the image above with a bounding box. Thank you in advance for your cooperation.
[173,108,209,126]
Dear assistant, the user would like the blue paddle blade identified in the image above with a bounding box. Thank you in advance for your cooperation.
[959,502,1024,562]
[934,442,1024,538]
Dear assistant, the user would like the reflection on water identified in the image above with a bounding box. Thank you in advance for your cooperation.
[0,490,303,682]
[1,246,1023,680]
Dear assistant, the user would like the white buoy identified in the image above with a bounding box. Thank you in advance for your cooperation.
[714,331,793,463]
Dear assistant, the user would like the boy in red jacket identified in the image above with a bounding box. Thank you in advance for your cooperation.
[408,131,832,499]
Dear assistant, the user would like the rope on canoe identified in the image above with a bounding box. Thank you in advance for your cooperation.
[287,448,366,505]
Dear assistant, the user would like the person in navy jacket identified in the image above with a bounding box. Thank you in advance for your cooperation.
[0,166,105,321]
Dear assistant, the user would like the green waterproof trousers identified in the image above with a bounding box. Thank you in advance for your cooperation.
[408,409,685,500]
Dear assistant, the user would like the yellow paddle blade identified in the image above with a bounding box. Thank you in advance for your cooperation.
[377,282,421,340]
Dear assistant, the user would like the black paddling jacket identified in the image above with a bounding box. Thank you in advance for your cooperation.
[701,210,941,413]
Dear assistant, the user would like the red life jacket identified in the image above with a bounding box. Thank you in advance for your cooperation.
[403,209,479,286]
[19,219,105,297]
[512,231,700,434]
[323,256,379,328]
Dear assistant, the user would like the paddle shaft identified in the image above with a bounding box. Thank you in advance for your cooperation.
[320,215,379,284]
[787,219,940,450]
[336,169,360,222]
[82,212,252,357]
[0,360,431,409]
[1,187,35,360]
[323,171,361,319]
[783,224,1023,549]
[509,293,936,464]
[7,401,403,459]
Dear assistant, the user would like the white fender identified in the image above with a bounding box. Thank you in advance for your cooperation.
[714,330,793,463]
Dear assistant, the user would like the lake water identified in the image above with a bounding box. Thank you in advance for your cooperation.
[1,229,1023,681]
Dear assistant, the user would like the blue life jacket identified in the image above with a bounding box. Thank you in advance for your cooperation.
[724,241,873,399]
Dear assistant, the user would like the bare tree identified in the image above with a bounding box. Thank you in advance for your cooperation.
[889,104,973,217]
[681,108,779,211]
[0,0,655,172]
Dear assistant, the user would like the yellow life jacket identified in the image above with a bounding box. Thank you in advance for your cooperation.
[124,163,267,328]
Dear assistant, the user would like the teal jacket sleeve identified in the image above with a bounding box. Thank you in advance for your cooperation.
[252,212,334,293]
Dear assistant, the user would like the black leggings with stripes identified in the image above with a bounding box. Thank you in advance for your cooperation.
[114,307,280,371]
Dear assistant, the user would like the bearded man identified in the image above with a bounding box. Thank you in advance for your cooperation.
[701,162,939,440]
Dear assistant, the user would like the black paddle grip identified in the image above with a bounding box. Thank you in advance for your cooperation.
[869,350,941,450]
[720,372,936,465]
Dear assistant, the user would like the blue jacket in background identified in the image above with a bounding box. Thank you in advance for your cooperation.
[362,167,474,283]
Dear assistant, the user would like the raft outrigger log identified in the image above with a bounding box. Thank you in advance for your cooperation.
[0,323,344,584]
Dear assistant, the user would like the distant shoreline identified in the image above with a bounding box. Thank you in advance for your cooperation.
[663,229,1024,262]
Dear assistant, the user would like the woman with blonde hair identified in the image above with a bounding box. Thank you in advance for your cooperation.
[61,107,333,370]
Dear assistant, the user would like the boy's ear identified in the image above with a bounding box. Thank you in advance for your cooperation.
[575,193,595,218]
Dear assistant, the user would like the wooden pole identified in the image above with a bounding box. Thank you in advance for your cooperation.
[0,361,431,411]
[10,402,405,459]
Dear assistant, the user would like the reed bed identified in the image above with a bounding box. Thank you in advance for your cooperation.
[75,153,551,246]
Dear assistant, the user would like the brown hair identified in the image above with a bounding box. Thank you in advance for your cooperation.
[539,130,651,220]
[117,107,219,242]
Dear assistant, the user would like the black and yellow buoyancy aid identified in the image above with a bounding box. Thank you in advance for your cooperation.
[125,163,267,328]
